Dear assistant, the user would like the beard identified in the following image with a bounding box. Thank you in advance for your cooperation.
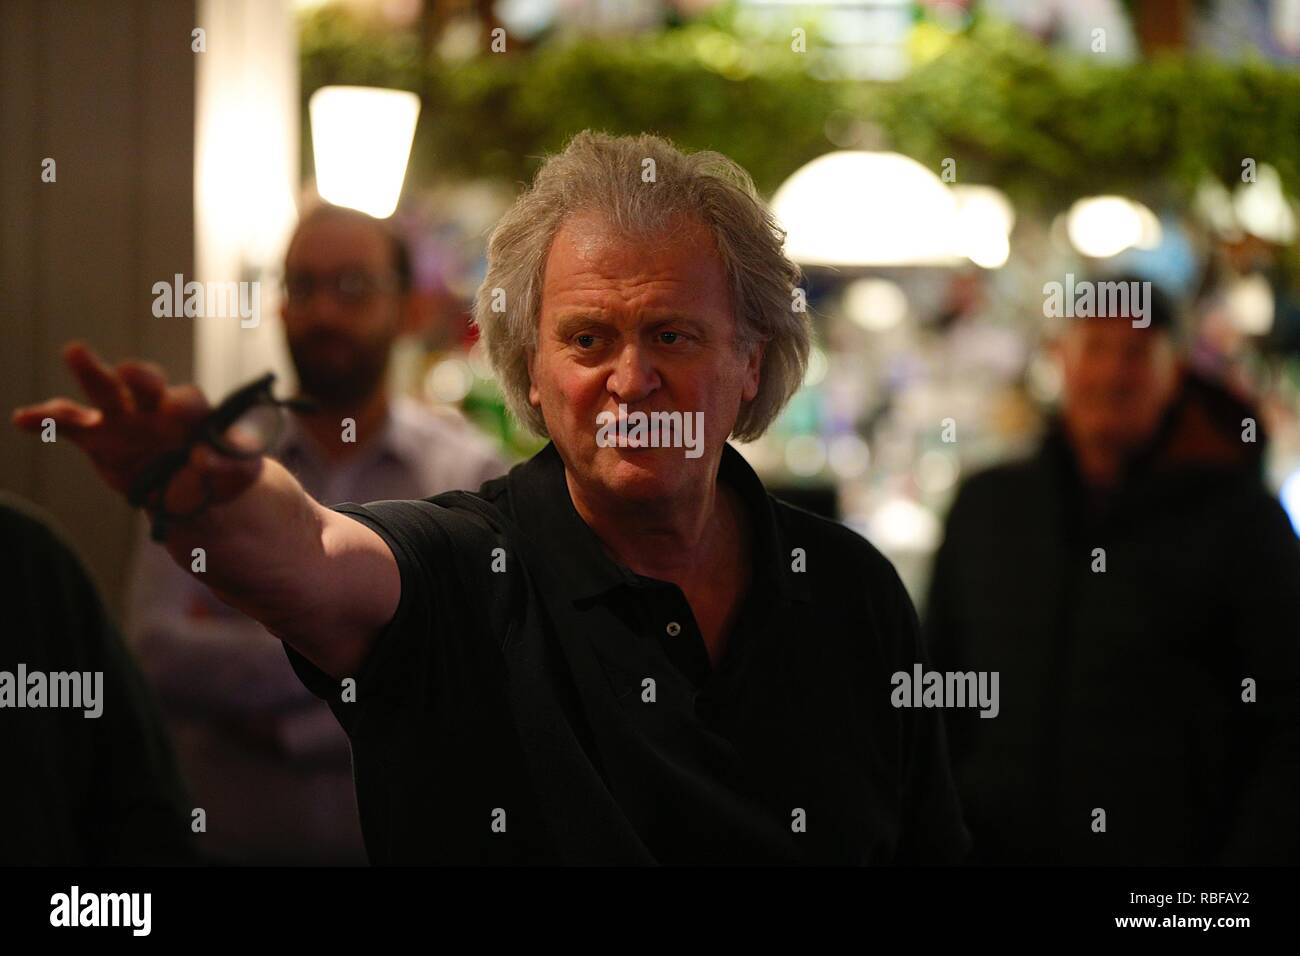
[288,329,391,409]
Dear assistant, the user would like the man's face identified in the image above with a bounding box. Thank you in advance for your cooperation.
[280,215,404,407]
[1058,319,1178,454]
[528,212,762,507]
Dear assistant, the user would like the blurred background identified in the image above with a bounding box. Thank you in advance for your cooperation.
[3,0,1299,610]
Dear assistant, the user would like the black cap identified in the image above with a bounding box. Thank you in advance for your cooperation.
[1081,272,1176,332]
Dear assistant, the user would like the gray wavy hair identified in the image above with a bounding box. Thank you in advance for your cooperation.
[472,130,810,443]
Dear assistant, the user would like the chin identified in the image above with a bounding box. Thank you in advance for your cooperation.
[594,447,687,501]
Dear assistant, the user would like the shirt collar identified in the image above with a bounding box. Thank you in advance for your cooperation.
[506,441,812,606]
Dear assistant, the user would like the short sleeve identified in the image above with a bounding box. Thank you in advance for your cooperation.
[282,499,451,730]
[281,495,516,739]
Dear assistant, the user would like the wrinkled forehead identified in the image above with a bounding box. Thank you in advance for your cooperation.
[539,211,733,318]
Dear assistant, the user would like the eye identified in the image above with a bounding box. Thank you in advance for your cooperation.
[284,275,313,302]
[658,330,686,345]
[337,272,370,301]
[574,333,599,349]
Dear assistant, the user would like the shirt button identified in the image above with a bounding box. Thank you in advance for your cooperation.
[665,621,681,637]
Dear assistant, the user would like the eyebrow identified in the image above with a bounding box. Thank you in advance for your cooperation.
[551,310,709,330]
[283,263,376,277]
[551,314,612,338]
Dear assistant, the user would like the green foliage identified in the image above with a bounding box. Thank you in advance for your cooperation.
[300,6,841,194]
[874,20,1300,214]
[299,7,1300,214]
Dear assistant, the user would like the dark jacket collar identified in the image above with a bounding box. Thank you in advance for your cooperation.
[1038,368,1266,516]
[504,441,810,605]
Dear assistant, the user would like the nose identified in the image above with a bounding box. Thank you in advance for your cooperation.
[292,287,348,329]
[1100,350,1142,391]
[607,341,660,404]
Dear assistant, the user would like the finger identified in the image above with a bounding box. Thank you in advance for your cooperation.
[167,383,212,421]
[161,455,207,517]
[165,444,260,515]
[117,360,167,414]
[11,398,103,433]
[206,455,263,503]
[192,443,263,499]
[64,341,132,416]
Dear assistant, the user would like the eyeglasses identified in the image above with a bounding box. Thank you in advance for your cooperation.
[128,372,317,541]
[281,268,401,307]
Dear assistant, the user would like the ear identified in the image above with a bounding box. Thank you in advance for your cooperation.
[1048,330,1070,366]
[741,340,765,403]
[1157,340,1184,391]
[396,292,427,336]
[527,348,541,407]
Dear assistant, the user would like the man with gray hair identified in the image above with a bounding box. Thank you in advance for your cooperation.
[15,131,970,864]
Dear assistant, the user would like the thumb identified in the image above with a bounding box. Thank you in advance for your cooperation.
[190,444,264,505]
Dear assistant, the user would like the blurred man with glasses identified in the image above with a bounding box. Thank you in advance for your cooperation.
[122,203,505,864]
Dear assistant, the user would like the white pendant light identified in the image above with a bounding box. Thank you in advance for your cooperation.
[309,85,421,218]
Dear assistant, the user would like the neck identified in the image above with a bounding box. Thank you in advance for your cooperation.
[295,388,390,464]
[1073,443,1123,490]
[1061,415,1128,491]
[565,460,742,590]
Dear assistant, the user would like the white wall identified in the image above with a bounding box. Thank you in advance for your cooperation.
[0,0,199,615]
[194,0,299,399]
[0,0,300,616]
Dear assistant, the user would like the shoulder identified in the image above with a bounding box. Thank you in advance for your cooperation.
[0,494,113,660]
[768,495,914,629]
[770,495,898,585]
[390,397,507,488]
[329,488,522,669]
[391,397,489,449]
[954,454,1044,504]
[1212,478,1299,553]
[930,453,1050,540]
[0,493,85,578]
[767,496,923,679]
[338,486,509,557]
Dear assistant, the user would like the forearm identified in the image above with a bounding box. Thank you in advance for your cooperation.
[154,454,397,678]
[159,456,329,643]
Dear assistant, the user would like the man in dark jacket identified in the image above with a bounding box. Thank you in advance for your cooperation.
[924,284,1300,864]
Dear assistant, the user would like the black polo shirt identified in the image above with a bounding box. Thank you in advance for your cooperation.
[285,441,970,864]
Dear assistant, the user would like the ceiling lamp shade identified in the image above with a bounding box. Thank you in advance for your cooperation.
[1234,163,1297,245]
[1065,195,1162,259]
[951,184,1015,269]
[309,85,421,219]
[771,151,963,267]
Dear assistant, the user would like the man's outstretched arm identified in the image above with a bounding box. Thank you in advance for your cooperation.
[156,452,398,679]
[12,342,398,679]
